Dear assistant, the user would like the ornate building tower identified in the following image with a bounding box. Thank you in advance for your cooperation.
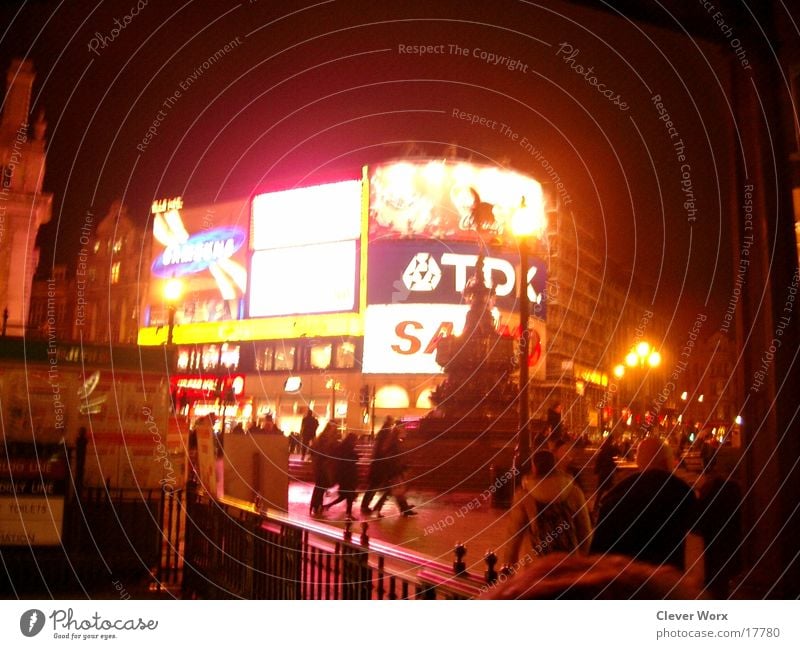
[0,58,52,336]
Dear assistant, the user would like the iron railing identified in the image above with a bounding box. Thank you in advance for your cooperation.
[182,485,487,600]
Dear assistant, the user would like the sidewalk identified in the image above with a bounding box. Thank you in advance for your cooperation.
[288,480,534,572]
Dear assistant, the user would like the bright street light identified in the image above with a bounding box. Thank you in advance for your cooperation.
[511,194,546,476]
[163,277,184,346]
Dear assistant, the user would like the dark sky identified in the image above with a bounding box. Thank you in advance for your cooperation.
[2,0,785,347]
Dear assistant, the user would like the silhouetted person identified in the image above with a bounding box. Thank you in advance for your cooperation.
[591,437,696,570]
[360,416,395,513]
[323,433,359,519]
[694,450,743,598]
[300,408,319,460]
[592,433,619,521]
[546,402,564,443]
[372,425,416,516]
[309,422,339,516]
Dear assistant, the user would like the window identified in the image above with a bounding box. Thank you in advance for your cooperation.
[112,239,123,253]
[309,343,332,369]
[335,341,356,368]
[274,344,295,371]
[255,345,274,371]
[110,262,121,284]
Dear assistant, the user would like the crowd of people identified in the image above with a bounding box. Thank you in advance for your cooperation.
[303,411,417,519]
[501,406,744,598]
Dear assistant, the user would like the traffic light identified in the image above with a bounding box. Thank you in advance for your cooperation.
[359,385,371,407]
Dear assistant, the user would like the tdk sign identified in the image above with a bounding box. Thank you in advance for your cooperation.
[368,240,547,317]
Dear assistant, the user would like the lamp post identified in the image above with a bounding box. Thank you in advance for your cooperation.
[511,196,546,474]
[614,341,661,432]
[163,277,183,346]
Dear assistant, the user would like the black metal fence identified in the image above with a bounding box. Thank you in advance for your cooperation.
[3,476,489,599]
[0,485,185,597]
[183,485,486,600]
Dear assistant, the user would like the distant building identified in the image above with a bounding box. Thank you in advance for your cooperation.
[28,200,148,344]
[531,209,667,433]
[79,201,147,344]
[0,58,52,336]
[681,329,742,442]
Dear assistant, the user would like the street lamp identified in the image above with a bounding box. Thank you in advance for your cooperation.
[163,277,183,346]
[614,340,661,428]
[511,196,546,474]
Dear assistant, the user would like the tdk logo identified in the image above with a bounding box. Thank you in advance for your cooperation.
[20,609,45,637]
[402,252,441,291]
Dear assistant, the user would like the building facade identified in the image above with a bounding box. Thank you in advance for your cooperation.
[0,58,52,336]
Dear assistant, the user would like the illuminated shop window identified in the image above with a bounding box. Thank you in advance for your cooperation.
[202,345,220,369]
[110,262,121,284]
[219,343,240,369]
[113,239,123,253]
[375,385,410,409]
[309,343,332,369]
[255,345,274,371]
[335,341,356,369]
[274,344,295,371]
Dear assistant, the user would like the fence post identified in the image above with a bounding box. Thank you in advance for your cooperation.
[453,543,467,575]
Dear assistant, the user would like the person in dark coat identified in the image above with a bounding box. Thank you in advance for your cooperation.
[592,433,619,521]
[323,433,360,519]
[546,402,564,443]
[309,422,339,516]
[372,425,416,516]
[591,437,696,570]
[360,416,395,513]
[299,408,319,460]
[694,450,743,598]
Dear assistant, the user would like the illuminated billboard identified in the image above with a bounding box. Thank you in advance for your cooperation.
[249,240,357,317]
[369,161,546,246]
[362,303,545,376]
[146,197,249,327]
[367,239,547,318]
[249,179,363,319]
[251,180,361,249]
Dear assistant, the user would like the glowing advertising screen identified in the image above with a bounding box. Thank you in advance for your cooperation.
[147,197,249,327]
[366,239,547,318]
[249,179,362,318]
[251,180,361,249]
[369,161,546,246]
[362,303,546,376]
[249,240,357,317]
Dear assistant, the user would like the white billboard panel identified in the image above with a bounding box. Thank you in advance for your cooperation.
[251,180,361,249]
[249,240,357,317]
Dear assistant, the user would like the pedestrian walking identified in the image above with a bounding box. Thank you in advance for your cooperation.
[360,416,395,513]
[309,422,339,516]
[504,450,592,565]
[300,408,319,460]
[323,433,360,519]
[372,425,416,517]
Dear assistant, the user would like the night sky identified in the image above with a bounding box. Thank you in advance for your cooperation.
[1,0,787,348]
